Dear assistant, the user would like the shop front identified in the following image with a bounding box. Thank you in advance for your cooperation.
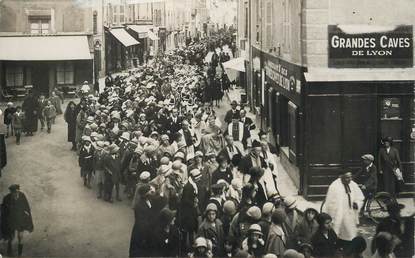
[302,25,415,199]
[105,27,140,73]
[262,52,305,190]
[0,35,93,98]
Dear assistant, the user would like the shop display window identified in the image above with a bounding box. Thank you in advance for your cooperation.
[381,97,401,119]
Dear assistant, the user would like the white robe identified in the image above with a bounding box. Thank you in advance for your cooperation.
[323,178,364,241]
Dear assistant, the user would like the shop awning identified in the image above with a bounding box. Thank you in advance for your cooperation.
[223,57,245,72]
[110,28,140,47]
[223,57,245,82]
[304,68,415,82]
[128,25,152,39]
[148,30,159,41]
[0,35,92,61]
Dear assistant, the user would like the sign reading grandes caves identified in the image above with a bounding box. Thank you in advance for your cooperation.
[328,25,413,68]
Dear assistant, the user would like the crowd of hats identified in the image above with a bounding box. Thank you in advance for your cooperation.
[73,32,326,258]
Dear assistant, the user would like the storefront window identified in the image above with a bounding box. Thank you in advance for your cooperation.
[6,66,24,87]
[56,63,74,85]
[381,97,401,119]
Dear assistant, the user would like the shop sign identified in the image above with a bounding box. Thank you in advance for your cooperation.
[264,53,303,106]
[328,25,413,68]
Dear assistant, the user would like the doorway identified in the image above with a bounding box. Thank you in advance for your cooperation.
[32,63,49,96]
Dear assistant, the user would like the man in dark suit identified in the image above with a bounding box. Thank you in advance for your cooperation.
[224,101,240,124]
[103,144,122,202]
[354,154,378,215]
[225,114,250,149]
[239,140,268,176]
[219,135,244,163]
[240,109,256,131]
[167,108,183,139]
[177,169,202,253]
[378,137,402,195]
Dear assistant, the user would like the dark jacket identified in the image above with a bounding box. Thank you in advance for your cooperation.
[378,146,401,194]
[198,219,225,256]
[129,198,156,257]
[64,105,78,142]
[4,107,16,125]
[224,109,240,124]
[152,224,181,257]
[311,229,338,258]
[79,145,95,171]
[354,164,378,193]
[1,192,33,238]
[177,182,199,233]
[212,167,233,185]
[238,153,267,175]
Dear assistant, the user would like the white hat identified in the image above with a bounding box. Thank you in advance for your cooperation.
[120,132,131,141]
[81,136,92,142]
[139,171,151,181]
[283,196,298,210]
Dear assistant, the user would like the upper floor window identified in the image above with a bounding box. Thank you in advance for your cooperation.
[29,17,50,34]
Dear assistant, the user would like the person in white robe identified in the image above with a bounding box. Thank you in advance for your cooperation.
[323,172,364,244]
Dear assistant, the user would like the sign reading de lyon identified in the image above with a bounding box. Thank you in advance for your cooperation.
[328,25,413,68]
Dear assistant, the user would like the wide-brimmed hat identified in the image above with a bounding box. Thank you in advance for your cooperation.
[283,196,298,209]
[139,171,151,181]
[109,144,120,154]
[82,136,92,142]
[190,169,202,180]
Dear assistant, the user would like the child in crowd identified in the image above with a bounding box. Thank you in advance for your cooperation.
[42,100,57,133]
[12,106,24,145]
[4,102,16,138]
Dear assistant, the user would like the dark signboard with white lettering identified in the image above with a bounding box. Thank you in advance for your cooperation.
[328,25,413,68]
[264,52,304,105]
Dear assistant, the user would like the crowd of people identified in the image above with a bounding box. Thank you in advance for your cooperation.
[0,30,412,258]
[63,32,412,258]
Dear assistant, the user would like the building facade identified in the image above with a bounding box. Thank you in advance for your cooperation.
[0,0,94,98]
[243,0,415,199]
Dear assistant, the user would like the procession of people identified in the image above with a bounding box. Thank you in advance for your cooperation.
[0,30,412,258]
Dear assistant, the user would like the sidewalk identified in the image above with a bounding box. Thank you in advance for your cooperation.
[224,87,415,216]
[222,87,321,213]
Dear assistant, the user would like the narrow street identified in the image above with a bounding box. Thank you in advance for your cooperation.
[0,106,133,257]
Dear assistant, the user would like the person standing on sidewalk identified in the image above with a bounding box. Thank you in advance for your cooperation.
[12,106,25,145]
[64,101,78,151]
[1,184,34,257]
[378,137,402,196]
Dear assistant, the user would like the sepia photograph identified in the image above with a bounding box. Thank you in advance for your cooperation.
[0,0,414,257]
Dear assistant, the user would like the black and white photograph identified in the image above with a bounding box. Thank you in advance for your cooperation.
[0,0,414,257]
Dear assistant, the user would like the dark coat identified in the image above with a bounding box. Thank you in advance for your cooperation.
[197,219,225,256]
[238,153,267,175]
[294,218,319,246]
[354,164,378,194]
[212,168,233,185]
[129,199,156,257]
[3,107,16,125]
[22,95,39,133]
[64,105,78,142]
[0,134,6,169]
[240,116,256,131]
[177,182,199,233]
[79,145,95,171]
[378,147,401,195]
[167,116,183,137]
[1,192,33,239]
[311,229,338,258]
[224,109,240,124]
[103,154,121,184]
[136,157,158,180]
[152,224,181,257]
